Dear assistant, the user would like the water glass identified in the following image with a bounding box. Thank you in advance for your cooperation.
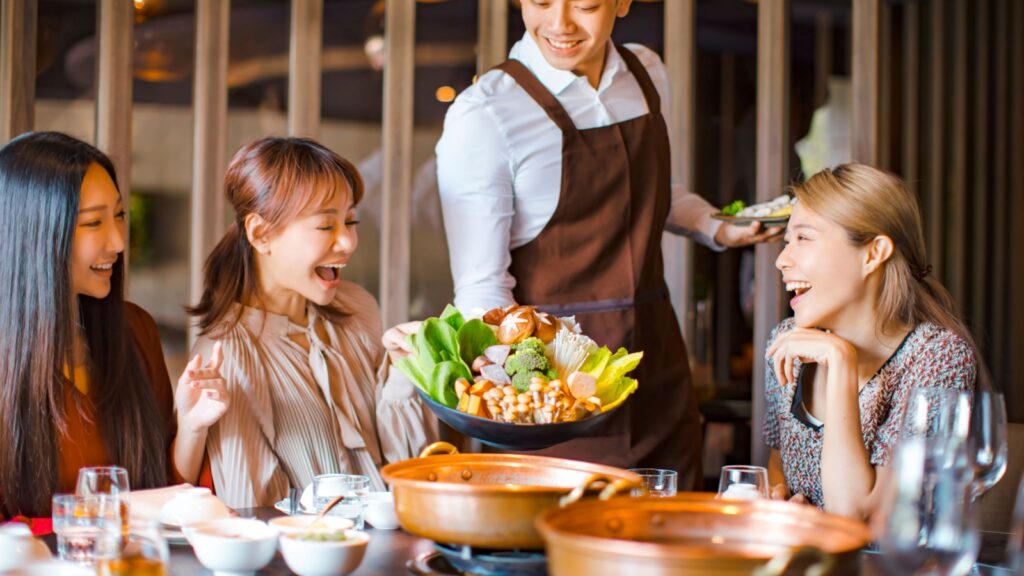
[717,465,769,500]
[878,435,979,576]
[312,474,370,529]
[52,493,123,565]
[95,519,168,576]
[77,466,131,537]
[628,468,678,497]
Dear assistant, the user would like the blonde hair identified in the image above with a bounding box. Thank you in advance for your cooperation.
[790,163,975,352]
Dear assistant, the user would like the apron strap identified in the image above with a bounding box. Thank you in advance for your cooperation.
[495,60,579,135]
[615,44,663,121]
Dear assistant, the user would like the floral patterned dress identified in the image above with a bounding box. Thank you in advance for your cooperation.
[763,319,976,508]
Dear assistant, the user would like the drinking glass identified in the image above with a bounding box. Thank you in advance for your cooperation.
[95,519,168,576]
[312,474,370,530]
[878,435,979,576]
[77,466,131,537]
[717,465,769,500]
[52,493,123,565]
[968,390,1008,500]
[628,468,678,497]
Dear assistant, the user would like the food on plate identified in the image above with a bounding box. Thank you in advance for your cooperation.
[394,304,643,425]
[721,194,796,219]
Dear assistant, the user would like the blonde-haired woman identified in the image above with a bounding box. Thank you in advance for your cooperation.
[764,163,977,519]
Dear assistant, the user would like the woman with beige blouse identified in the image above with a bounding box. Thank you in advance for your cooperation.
[188,137,437,508]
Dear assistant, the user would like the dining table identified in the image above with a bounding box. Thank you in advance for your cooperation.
[41,506,1016,575]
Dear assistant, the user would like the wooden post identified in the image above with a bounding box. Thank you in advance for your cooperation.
[0,0,36,142]
[1008,0,1023,420]
[189,0,230,345]
[477,0,508,74]
[288,0,323,138]
[813,12,832,108]
[664,0,696,345]
[380,0,416,328]
[95,0,133,202]
[991,0,1007,398]
[752,0,789,466]
[852,0,880,164]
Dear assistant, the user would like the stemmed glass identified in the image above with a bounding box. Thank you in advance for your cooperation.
[967,390,1008,500]
[878,435,979,576]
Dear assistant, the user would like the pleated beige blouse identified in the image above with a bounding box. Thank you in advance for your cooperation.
[191,281,438,509]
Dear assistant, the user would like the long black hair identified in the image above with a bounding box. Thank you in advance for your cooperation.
[0,132,167,516]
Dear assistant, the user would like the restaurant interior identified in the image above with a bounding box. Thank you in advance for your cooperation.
[1,0,1023,574]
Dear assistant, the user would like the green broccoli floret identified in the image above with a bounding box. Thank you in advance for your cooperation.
[512,370,546,393]
[722,199,746,216]
[504,349,548,375]
[513,337,547,358]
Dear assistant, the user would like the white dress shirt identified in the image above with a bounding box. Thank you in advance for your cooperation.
[436,33,723,314]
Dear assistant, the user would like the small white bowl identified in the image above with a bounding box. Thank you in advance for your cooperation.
[267,515,354,536]
[279,530,369,576]
[0,560,93,576]
[183,518,278,576]
[159,488,233,528]
[363,491,399,530]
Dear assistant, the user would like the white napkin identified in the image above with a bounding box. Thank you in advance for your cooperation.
[127,484,192,523]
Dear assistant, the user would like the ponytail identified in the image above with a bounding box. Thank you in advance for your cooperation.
[187,222,257,336]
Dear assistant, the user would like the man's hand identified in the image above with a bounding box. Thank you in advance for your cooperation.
[714,221,784,248]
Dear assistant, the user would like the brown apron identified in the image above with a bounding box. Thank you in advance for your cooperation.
[494,46,703,490]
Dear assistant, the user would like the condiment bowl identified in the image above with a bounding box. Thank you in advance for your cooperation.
[279,530,369,576]
[183,518,278,576]
[364,491,399,529]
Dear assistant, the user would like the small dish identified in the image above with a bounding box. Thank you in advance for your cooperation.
[159,487,233,528]
[711,213,790,227]
[273,497,318,516]
[279,530,369,576]
[183,518,279,576]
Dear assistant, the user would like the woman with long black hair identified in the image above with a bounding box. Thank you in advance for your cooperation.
[0,132,227,521]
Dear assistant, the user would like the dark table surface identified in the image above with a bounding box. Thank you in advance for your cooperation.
[45,506,1016,575]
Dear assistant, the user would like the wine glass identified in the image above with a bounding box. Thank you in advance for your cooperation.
[878,435,979,576]
[968,390,1008,500]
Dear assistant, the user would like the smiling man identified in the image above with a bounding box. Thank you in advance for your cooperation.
[435,0,776,485]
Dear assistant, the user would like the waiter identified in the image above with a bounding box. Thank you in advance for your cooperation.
[434,0,778,489]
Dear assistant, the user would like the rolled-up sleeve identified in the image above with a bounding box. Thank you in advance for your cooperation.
[436,90,518,314]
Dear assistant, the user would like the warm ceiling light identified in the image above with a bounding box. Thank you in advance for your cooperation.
[133,0,145,9]
[435,86,456,103]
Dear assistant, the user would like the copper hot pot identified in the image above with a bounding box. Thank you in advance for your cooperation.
[379,442,641,549]
[536,492,871,575]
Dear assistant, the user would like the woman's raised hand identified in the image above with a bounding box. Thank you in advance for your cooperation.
[382,321,421,364]
[175,341,229,433]
[766,327,856,386]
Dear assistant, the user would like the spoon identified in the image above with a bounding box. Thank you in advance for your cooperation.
[310,494,345,530]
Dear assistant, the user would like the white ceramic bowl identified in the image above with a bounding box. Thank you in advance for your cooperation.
[268,515,354,535]
[0,560,93,576]
[363,491,399,529]
[183,518,278,576]
[0,524,52,572]
[159,488,233,527]
[279,530,369,576]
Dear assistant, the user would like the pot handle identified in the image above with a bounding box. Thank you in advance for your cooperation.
[560,474,643,507]
[753,546,835,576]
[418,442,460,458]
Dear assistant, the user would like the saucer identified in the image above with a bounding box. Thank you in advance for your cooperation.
[273,497,318,516]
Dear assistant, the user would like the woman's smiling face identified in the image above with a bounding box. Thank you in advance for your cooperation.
[70,163,126,299]
[776,202,871,330]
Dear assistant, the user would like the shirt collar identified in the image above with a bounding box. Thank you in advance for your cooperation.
[509,32,624,96]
